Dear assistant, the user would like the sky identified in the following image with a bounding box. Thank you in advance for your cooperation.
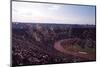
[12,1,96,25]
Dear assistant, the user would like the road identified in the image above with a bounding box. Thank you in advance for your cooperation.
[54,39,96,60]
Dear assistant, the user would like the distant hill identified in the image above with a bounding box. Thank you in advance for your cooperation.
[12,22,96,29]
